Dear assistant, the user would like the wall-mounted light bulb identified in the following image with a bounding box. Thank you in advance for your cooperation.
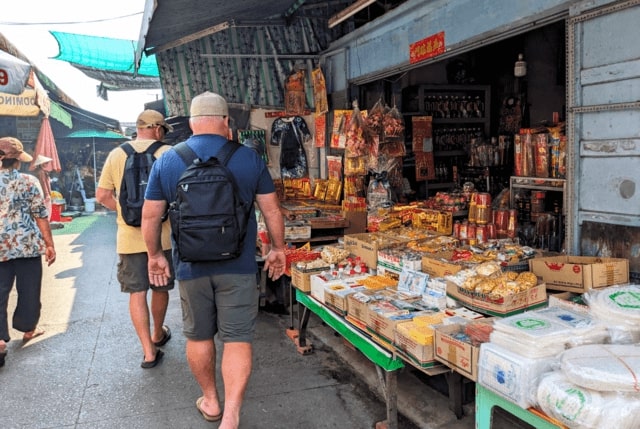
[514,53,527,77]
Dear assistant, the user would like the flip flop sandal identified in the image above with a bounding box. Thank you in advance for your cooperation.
[23,328,45,343]
[0,350,6,368]
[196,396,222,422]
[153,325,171,347]
[141,349,164,369]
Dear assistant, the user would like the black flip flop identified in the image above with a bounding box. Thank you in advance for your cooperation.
[153,325,171,347]
[141,349,164,369]
[0,350,6,368]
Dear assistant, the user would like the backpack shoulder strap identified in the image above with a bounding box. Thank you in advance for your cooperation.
[173,142,198,166]
[216,140,242,166]
[120,142,135,156]
[145,141,165,157]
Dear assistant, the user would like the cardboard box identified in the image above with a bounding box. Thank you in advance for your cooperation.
[529,256,629,292]
[324,285,366,315]
[434,324,481,381]
[366,302,434,344]
[343,233,403,268]
[394,321,437,367]
[284,222,311,240]
[342,210,367,235]
[346,288,397,325]
[547,291,590,315]
[310,274,368,304]
[291,265,330,293]
[421,251,467,278]
[446,281,547,317]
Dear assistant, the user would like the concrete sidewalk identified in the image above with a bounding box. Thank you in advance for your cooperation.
[0,211,491,429]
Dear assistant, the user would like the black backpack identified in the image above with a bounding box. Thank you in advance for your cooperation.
[168,140,252,262]
[118,141,164,227]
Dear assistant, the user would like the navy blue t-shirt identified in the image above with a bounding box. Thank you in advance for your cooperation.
[145,134,275,280]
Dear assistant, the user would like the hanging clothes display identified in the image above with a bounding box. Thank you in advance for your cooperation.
[271,116,310,178]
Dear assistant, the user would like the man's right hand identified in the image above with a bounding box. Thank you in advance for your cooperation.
[148,254,171,286]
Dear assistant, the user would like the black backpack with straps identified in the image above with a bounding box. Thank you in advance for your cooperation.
[119,141,164,227]
[168,140,252,262]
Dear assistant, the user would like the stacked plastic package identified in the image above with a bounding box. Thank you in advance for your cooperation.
[584,284,640,344]
[477,306,607,409]
[537,344,640,429]
[532,284,640,428]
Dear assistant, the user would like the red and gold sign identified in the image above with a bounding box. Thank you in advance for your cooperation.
[409,31,445,64]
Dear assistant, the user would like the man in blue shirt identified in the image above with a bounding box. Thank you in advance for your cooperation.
[142,91,286,427]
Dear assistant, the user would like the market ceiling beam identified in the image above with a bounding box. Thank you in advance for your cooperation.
[200,53,320,60]
[328,0,376,28]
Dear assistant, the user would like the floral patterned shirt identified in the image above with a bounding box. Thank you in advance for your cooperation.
[0,168,48,262]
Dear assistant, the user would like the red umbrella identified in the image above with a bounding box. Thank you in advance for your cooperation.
[30,117,61,173]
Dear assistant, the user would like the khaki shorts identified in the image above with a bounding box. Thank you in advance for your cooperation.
[179,273,258,342]
[117,250,175,293]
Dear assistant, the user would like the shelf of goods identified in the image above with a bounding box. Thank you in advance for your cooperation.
[402,84,491,194]
[509,176,566,213]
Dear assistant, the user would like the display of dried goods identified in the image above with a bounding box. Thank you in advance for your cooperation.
[345,100,370,157]
[383,104,405,138]
[320,245,351,264]
[366,98,386,135]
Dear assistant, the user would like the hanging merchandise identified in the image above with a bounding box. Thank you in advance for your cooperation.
[344,100,371,158]
[314,113,326,148]
[330,110,351,149]
[239,129,268,164]
[311,67,328,115]
[326,155,343,182]
[271,116,311,178]
[382,103,405,140]
[415,152,436,181]
[284,69,306,116]
[365,97,385,135]
[367,155,398,210]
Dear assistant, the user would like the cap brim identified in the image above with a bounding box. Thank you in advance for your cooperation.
[18,152,33,163]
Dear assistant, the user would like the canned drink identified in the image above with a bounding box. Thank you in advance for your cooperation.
[467,223,477,243]
[486,223,497,240]
[476,225,487,243]
[459,221,468,240]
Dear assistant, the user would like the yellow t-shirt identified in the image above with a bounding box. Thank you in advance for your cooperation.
[98,139,173,254]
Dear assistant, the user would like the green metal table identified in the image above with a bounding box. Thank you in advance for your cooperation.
[476,384,564,429]
[294,289,404,429]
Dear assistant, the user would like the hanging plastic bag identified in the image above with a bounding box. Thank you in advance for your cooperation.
[367,155,398,210]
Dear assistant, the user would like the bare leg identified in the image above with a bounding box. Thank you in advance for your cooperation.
[187,338,222,416]
[219,342,252,429]
[149,290,169,343]
[129,291,156,361]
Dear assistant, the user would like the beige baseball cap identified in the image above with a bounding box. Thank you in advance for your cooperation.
[190,91,229,117]
[136,110,174,133]
[0,137,33,162]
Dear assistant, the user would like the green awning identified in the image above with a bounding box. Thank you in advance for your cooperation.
[66,129,129,140]
[49,101,73,129]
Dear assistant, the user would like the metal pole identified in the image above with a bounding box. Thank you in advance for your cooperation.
[92,138,97,196]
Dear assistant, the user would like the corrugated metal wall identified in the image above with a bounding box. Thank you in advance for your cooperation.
[157,17,330,116]
[568,0,640,278]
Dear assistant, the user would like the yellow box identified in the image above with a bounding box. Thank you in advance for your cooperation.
[394,321,437,368]
[529,256,629,293]
[411,208,453,235]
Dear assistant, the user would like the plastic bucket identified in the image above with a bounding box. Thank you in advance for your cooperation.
[84,198,96,213]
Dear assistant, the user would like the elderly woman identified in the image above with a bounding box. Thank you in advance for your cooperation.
[0,137,56,368]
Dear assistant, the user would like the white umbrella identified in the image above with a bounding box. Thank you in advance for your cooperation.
[0,50,32,95]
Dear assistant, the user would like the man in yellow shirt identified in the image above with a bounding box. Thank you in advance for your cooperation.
[96,110,175,368]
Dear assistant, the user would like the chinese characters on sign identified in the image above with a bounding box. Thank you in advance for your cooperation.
[409,31,446,64]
